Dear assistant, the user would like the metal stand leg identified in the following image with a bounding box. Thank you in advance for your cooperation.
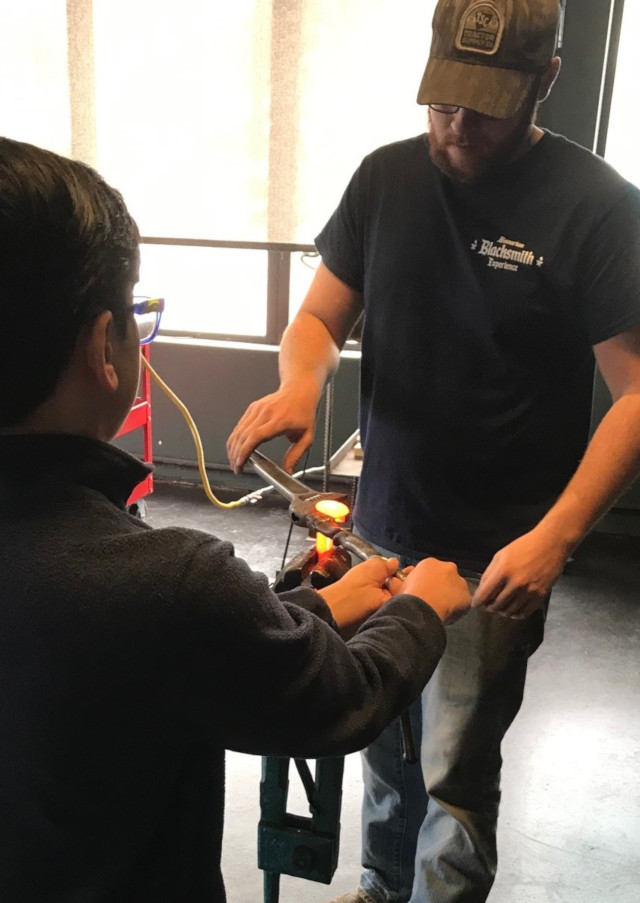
[263,871,280,903]
[258,755,345,902]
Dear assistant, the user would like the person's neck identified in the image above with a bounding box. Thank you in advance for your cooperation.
[511,125,545,163]
[0,422,100,440]
[1,397,109,442]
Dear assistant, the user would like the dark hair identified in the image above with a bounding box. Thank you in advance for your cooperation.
[0,137,140,427]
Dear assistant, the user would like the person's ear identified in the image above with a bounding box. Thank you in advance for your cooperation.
[85,310,119,392]
[538,56,561,104]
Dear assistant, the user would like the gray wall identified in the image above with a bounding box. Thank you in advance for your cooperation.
[538,0,613,151]
[117,341,360,493]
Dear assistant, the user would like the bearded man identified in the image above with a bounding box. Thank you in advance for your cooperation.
[227,2,640,900]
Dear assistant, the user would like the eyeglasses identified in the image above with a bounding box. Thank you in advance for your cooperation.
[429,103,463,114]
[428,103,501,120]
[427,103,503,122]
[131,296,165,345]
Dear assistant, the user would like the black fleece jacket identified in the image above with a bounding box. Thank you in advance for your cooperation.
[0,434,446,902]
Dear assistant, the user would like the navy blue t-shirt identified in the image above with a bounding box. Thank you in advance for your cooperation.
[316,131,640,562]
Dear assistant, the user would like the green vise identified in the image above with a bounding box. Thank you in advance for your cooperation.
[258,754,345,903]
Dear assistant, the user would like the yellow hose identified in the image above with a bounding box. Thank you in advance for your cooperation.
[140,353,250,509]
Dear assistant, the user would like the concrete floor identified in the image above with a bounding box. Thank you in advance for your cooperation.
[145,480,640,903]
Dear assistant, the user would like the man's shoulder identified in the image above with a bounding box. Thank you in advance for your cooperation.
[539,130,636,197]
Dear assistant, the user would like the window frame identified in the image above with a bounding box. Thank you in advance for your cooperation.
[141,236,317,345]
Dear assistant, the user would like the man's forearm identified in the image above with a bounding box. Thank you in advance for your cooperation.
[278,261,363,403]
[537,392,640,553]
[279,311,342,403]
[226,266,361,474]
[471,391,640,616]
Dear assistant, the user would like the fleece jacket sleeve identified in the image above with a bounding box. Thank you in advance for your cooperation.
[170,532,446,759]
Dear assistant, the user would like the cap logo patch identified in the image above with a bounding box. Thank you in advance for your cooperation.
[455,2,504,56]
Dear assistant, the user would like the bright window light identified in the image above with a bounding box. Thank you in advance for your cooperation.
[604,2,640,186]
[92,0,434,337]
[1,0,436,339]
[92,0,270,240]
[138,245,268,338]
[0,0,70,153]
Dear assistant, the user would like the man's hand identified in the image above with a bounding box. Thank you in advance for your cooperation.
[471,526,569,619]
[226,384,319,474]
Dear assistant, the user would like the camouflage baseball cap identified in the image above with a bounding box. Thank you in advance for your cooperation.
[417,0,560,118]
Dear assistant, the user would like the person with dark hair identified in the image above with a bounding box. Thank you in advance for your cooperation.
[227,1,640,901]
[0,139,140,428]
[0,138,472,901]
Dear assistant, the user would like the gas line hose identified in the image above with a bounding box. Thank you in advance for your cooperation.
[140,353,259,509]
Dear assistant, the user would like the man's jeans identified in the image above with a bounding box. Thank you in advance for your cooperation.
[357,543,545,903]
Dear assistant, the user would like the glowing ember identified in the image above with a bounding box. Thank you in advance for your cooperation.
[314,499,350,553]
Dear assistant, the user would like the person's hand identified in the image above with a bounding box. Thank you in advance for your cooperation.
[317,557,404,640]
[471,526,569,619]
[226,384,319,474]
[401,558,472,625]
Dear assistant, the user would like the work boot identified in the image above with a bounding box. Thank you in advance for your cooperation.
[327,890,377,903]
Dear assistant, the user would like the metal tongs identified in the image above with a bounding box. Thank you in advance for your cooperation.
[249,449,421,762]
[249,449,391,562]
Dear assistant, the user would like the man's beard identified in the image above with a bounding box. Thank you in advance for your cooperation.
[427,101,538,183]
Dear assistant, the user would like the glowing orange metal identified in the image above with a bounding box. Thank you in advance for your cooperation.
[314,499,350,554]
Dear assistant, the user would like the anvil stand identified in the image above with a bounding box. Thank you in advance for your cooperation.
[249,450,418,903]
